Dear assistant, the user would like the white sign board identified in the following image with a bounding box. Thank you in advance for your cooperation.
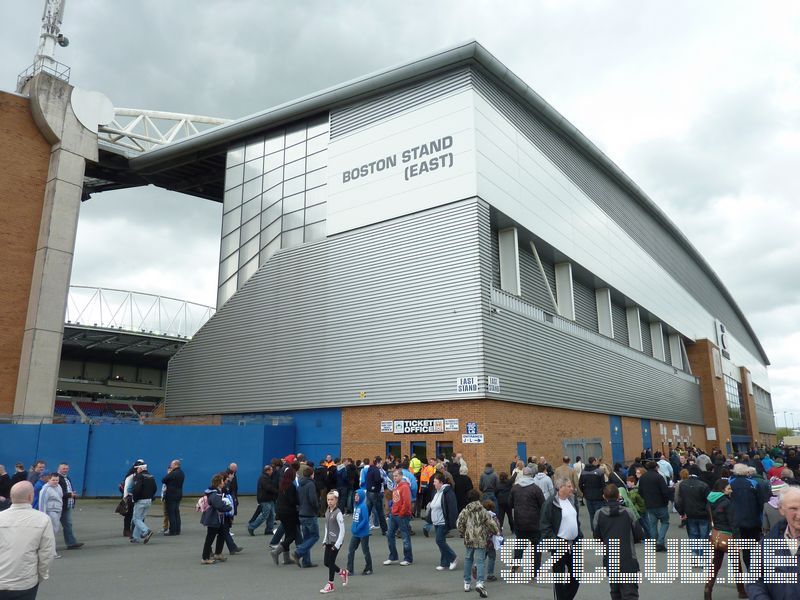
[456,376,478,393]
[393,419,444,434]
[462,434,484,444]
[380,421,393,433]
[706,427,717,441]
[487,376,500,393]
[444,419,459,432]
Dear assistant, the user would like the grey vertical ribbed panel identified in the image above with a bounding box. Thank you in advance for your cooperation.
[490,229,500,288]
[541,261,556,299]
[611,302,628,346]
[470,68,762,361]
[166,199,485,415]
[330,67,472,139]
[754,386,776,434]
[482,293,703,423]
[573,280,598,332]
[641,317,653,357]
[518,243,555,311]
[663,331,672,365]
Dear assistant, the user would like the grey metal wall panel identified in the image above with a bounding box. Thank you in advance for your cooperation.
[573,280,598,332]
[611,301,628,346]
[641,317,653,357]
[518,242,556,311]
[330,67,472,140]
[484,288,703,424]
[470,68,763,362]
[663,331,672,365]
[754,385,777,434]
[166,199,486,415]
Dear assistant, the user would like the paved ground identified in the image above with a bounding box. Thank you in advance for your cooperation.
[38,497,747,600]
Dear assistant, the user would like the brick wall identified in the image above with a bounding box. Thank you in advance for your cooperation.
[0,91,51,414]
[686,339,731,451]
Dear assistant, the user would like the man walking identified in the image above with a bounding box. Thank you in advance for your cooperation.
[676,466,710,565]
[579,457,605,526]
[161,459,184,536]
[0,481,56,598]
[508,466,545,575]
[293,465,320,568]
[248,464,277,536]
[131,463,156,544]
[365,457,388,535]
[56,463,83,549]
[384,469,413,566]
[637,461,670,551]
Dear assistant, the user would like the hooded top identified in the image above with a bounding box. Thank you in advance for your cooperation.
[351,488,371,537]
[479,466,499,495]
[533,472,555,501]
[456,500,499,549]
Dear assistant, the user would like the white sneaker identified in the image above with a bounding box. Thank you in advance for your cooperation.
[476,583,488,598]
[370,525,379,530]
[464,582,471,592]
[383,559,397,565]
[399,560,411,566]
[436,566,446,571]
[449,557,458,571]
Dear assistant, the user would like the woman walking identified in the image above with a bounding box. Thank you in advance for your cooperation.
[428,472,458,571]
[200,473,233,564]
[271,465,300,565]
[495,472,514,534]
[705,479,743,600]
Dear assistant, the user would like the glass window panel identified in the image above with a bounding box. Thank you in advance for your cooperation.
[263,183,283,205]
[265,130,285,154]
[241,215,260,244]
[282,192,305,214]
[263,166,283,191]
[264,150,284,172]
[305,167,326,190]
[282,209,304,230]
[243,158,263,182]
[283,175,305,196]
[239,235,259,267]
[306,133,327,155]
[305,149,327,172]
[220,230,239,259]
[217,275,237,307]
[226,144,245,168]
[281,227,304,248]
[219,252,238,282]
[262,198,282,224]
[305,185,327,206]
[304,202,326,224]
[221,207,241,237]
[243,176,262,202]
[285,141,306,163]
[238,256,259,287]
[284,157,305,180]
[285,122,307,147]
[223,185,243,213]
[261,216,281,247]
[260,237,281,264]
[225,164,244,190]
[245,138,264,161]
[304,221,326,242]
[241,196,260,222]
[306,115,329,139]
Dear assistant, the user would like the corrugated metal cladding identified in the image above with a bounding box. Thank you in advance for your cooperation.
[641,317,653,357]
[611,301,628,346]
[469,68,763,362]
[573,279,598,332]
[663,330,672,365]
[166,199,486,416]
[518,241,556,312]
[754,385,777,434]
[329,67,473,139]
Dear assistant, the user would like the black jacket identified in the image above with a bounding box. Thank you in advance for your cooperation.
[256,472,278,503]
[637,469,670,509]
[162,467,185,500]
[132,471,157,501]
[425,484,458,530]
[709,493,735,534]
[297,476,319,517]
[540,493,582,540]
[276,482,299,521]
[676,476,709,519]
[0,474,11,500]
[454,474,473,512]
[592,501,643,572]
[730,477,764,529]
[365,465,383,494]
[496,479,513,505]
[509,480,545,531]
[578,465,605,501]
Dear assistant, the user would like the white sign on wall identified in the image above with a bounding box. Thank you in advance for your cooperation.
[393,419,445,434]
[380,421,393,433]
[706,427,717,441]
[487,376,500,393]
[456,376,478,393]
[462,434,484,444]
[444,419,459,431]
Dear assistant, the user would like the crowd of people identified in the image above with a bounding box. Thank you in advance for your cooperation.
[1,443,798,599]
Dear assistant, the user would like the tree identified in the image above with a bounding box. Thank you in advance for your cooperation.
[776,427,794,443]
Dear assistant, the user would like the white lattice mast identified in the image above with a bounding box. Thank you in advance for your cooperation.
[17,0,71,91]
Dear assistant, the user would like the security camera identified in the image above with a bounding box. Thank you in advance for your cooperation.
[57,33,69,47]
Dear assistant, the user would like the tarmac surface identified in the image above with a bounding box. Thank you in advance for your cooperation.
[38,497,749,600]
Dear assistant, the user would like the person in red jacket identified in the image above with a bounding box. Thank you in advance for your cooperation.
[383,469,413,566]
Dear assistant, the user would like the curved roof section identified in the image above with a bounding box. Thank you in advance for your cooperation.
[125,40,768,365]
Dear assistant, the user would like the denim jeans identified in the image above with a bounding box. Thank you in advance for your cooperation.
[685,518,710,557]
[60,505,78,546]
[296,516,319,566]
[248,501,276,533]
[346,534,372,572]
[486,545,496,576]
[367,491,387,533]
[464,547,486,585]
[434,524,456,567]
[132,499,152,541]
[646,506,670,547]
[586,499,605,528]
[387,515,412,563]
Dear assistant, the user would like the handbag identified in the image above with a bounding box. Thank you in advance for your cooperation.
[710,528,730,550]
[114,498,128,516]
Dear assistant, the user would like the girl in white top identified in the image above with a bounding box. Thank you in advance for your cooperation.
[321,491,348,594]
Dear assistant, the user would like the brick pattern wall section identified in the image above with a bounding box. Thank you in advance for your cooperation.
[0,91,50,414]
[686,339,732,452]
[740,367,760,444]
[342,399,704,471]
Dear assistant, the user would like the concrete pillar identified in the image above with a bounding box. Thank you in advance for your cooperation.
[626,306,642,351]
[13,73,100,419]
[595,288,613,338]
[498,227,520,296]
[650,321,665,361]
[554,262,575,320]
[669,333,684,370]
[740,367,759,445]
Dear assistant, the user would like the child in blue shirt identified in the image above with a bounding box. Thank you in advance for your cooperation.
[346,488,373,575]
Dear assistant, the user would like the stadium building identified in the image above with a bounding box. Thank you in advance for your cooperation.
[2,39,776,466]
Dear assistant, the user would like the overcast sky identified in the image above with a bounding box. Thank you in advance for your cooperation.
[3,1,798,425]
